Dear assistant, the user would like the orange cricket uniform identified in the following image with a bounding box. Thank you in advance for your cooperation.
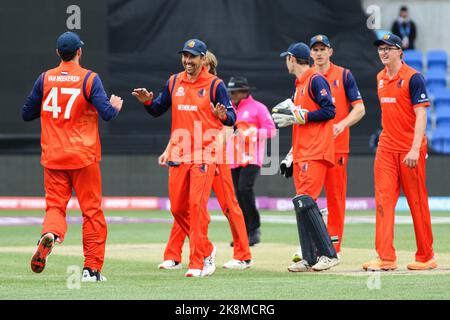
[292,68,335,199]
[163,160,251,262]
[145,67,236,269]
[375,61,434,263]
[23,61,117,272]
[319,63,364,253]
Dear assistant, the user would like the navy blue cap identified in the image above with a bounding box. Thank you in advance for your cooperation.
[310,34,331,48]
[179,39,207,56]
[280,42,310,60]
[56,31,84,53]
[373,33,402,49]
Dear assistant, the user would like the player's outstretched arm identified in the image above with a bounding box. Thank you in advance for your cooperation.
[131,88,153,103]
[90,75,122,121]
[110,94,123,112]
[131,81,171,117]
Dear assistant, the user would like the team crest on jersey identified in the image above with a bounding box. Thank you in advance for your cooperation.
[332,80,340,88]
[397,79,404,88]
[199,164,208,173]
[176,86,185,97]
[242,110,250,118]
[320,88,327,96]
[197,88,206,97]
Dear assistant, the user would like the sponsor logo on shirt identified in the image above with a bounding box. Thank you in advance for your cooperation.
[177,104,198,111]
[378,79,384,89]
[397,79,404,88]
[380,97,397,103]
[242,110,250,119]
[175,86,185,97]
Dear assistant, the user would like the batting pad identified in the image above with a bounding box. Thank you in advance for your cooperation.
[294,203,318,265]
[293,195,337,260]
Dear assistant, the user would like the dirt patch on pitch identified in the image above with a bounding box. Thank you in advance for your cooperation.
[2,243,449,276]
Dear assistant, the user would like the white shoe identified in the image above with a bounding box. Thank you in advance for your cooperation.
[312,256,340,271]
[158,260,182,270]
[292,246,302,263]
[223,259,253,270]
[288,259,312,272]
[185,269,202,277]
[81,267,107,282]
[202,245,216,277]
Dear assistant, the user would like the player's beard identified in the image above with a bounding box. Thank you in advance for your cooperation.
[185,62,200,76]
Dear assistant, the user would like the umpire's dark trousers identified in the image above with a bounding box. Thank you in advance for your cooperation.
[231,165,261,235]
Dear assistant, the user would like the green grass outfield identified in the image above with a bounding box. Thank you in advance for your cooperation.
[1,209,450,300]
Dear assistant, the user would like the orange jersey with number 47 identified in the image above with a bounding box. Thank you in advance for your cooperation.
[40,61,100,170]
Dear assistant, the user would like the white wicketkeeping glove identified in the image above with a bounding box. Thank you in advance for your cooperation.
[271,99,308,128]
[279,150,293,178]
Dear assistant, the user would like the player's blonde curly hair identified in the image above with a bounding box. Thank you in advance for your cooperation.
[205,51,218,75]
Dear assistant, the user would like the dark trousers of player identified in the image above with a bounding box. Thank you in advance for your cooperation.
[231,165,261,236]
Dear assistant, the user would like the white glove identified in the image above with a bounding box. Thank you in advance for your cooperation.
[271,99,308,127]
[279,150,293,178]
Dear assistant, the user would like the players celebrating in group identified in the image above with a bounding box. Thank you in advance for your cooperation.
[24,31,436,280]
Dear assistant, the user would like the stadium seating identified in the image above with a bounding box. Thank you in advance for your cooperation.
[404,50,423,72]
[435,108,450,127]
[432,87,450,112]
[427,50,448,71]
[430,127,450,154]
[426,68,447,94]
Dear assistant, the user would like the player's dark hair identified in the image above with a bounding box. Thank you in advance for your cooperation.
[400,5,408,12]
[295,58,310,65]
[58,50,77,62]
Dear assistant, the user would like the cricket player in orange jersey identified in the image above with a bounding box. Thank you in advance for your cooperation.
[272,42,338,272]
[23,31,123,282]
[363,33,437,271]
[157,51,252,271]
[313,35,366,253]
[291,35,366,262]
[132,39,236,277]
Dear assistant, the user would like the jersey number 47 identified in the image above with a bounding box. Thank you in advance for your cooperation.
[42,87,80,119]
